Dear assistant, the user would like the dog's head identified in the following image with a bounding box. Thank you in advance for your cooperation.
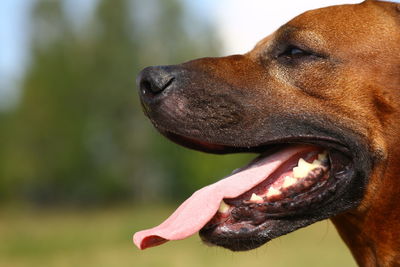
[135,1,400,254]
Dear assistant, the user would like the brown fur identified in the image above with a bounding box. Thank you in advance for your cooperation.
[258,2,400,265]
[137,1,400,265]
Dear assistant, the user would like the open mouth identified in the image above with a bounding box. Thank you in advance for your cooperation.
[206,149,331,224]
[133,133,354,251]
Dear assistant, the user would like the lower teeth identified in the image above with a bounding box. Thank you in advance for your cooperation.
[219,151,330,212]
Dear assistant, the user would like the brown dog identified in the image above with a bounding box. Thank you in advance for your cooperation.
[135,1,400,266]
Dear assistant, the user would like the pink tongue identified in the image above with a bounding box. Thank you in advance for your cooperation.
[133,145,310,249]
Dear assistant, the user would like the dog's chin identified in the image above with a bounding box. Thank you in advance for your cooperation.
[159,129,368,251]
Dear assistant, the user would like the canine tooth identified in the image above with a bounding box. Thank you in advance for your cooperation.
[266,187,281,198]
[218,200,230,214]
[282,176,297,188]
[249,193,264,203]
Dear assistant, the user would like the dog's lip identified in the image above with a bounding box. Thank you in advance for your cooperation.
[162,129,351,156]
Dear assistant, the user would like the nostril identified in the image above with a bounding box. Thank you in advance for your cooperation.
[137,66,176,96]
[151,74,175,94]
[162,76,175,91]
[143,76,174,95]
[140,79,154,95]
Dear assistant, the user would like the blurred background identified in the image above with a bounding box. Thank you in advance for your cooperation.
[0,0,361,266]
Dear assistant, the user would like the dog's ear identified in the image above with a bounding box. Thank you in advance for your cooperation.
[368,0,400,11]
[388,1,400,14]
[377,1,400,24]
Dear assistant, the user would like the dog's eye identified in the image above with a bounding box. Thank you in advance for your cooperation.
[279,46,312,59]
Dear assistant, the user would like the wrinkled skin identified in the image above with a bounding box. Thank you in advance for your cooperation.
[137,1,400,266]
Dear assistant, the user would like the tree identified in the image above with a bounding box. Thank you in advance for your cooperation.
[0,0,249,206]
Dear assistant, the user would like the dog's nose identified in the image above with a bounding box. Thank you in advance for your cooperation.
[137,66,175,96]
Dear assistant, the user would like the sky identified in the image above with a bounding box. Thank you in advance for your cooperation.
[0,0,98,107]
[0,0,33,106]
[212,0,363,54]
[0,0,398,105]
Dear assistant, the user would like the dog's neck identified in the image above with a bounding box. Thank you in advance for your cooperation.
[333,127,400,266]
[333,199,400,266]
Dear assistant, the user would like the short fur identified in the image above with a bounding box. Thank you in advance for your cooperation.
[137,1,400,265]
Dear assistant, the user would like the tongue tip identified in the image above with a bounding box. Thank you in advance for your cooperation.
[134,233,169,250]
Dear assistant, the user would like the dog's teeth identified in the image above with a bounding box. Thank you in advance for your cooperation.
[312,159,321,165]
[293,158,311,178]
[249,193,264,203]
[292,166,305,178]
[282,176,298,188]
[297,158,311,169]
[318,151,328,162]
[293,157,324,178]
[266,187,281,198]
[218,200,230,214]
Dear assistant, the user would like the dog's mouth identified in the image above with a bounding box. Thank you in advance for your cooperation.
[133,133,355,251]
[199,145,351,251]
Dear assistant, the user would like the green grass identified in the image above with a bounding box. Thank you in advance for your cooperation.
[0,205,356,267]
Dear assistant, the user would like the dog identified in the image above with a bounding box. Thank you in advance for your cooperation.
[134,1,400,266]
